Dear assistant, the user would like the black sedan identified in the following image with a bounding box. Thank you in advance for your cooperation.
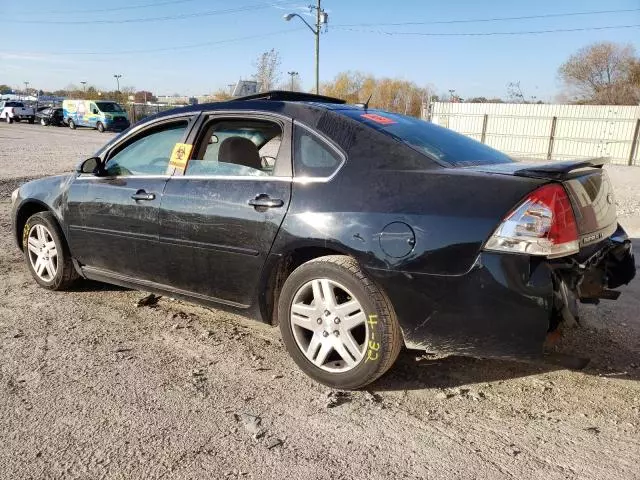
[36,107,64,126]
[10,91,636,389]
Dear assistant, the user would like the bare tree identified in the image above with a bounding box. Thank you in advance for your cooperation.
[558,42,639,105]
[506,81,526,103]
[253,49,282,93]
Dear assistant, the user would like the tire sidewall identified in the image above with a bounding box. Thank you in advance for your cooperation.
[22,213,69,290]
[278,259,390,389]
[97,122,105,133]
[68,119,75,129]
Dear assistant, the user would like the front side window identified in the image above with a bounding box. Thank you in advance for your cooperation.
[96,102,123,113]
[293,126,342,178]
[186,118,282,177]
[105,121,188,176]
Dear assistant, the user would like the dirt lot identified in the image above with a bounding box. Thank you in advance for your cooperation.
[1,122,639,480]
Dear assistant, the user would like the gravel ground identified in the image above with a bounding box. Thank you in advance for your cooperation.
[1,122,639,479]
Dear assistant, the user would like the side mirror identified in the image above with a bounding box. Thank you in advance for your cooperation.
[76,156,104,175]
[93,109,99,114]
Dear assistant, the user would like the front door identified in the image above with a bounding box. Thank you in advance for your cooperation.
[66,117,194,281]
[158,114,293,306]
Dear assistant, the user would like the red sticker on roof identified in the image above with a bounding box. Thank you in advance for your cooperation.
[360,113,396,125]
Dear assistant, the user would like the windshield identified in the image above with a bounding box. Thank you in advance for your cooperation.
[341,109,513,167]
[96,102,124,113]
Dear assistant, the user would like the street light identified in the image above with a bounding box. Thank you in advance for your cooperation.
[283,1,327,94]
[113,74,122,92]
[287,71,299,91]
[80,81,87,93]
[23,81,29,100]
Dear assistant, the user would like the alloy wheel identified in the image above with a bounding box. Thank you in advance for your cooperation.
[27,224,58,282]
[290,278,369,372]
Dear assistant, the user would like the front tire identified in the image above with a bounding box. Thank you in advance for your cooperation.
[28,118,35,124]
[40,118,47,126]
[96,121,105,133]
[68,119,76,129]
[278,255,402,390]
[22,212,79,290]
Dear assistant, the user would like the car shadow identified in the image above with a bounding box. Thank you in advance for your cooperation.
[372,238,640,391]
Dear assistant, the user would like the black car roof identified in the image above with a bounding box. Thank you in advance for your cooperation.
[143,90,360,125]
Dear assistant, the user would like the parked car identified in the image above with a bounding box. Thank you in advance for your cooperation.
[0,101,35,123]
[35,107,64,126]
[62,99,130,132]
[10,91,636,389]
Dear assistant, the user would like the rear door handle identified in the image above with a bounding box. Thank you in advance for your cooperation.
[131,190,156,201]
[248,194,284,209]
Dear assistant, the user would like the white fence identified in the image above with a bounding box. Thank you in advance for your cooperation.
[426,102,640,166]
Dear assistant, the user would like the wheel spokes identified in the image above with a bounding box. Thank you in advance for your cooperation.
[341,331,364,363]
[341,311,367,331]
[27,236,41,254]
[313,341,333,367]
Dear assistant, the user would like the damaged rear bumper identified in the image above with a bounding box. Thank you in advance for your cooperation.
[367,224,636,360]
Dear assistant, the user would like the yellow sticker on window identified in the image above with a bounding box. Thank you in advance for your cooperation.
[169,143,192,169]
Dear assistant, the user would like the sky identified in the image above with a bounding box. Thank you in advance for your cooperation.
[1,0,639,101]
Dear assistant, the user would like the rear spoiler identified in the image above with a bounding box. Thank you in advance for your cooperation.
[514,158,607,179]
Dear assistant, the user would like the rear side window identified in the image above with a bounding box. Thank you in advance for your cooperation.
[293,125,343,178]
[341,110,513,167]
[187,118,282,177]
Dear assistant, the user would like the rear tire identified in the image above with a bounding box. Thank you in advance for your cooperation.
[68,119,76,129]
[96,121,105,133]
[22,212,79,291]
[28,118,34,124]
[7,116,13,124]
[278,255,402,390]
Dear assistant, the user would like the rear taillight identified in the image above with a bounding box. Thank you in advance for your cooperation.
[484,184,579,258]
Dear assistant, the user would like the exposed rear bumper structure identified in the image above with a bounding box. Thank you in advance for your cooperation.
[369,225,635,360]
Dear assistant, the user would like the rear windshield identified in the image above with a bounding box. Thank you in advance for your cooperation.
[340,109,513,167]
[5,102,24,107]
[96,102,124,113]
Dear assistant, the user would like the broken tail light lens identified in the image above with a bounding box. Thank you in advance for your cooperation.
[484,183,579,258]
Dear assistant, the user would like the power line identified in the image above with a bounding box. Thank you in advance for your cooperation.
[8,28,304,56]
[334,8,640,27]
[4,1,294,24]
[27,0,201,15]
[332,24,640,37]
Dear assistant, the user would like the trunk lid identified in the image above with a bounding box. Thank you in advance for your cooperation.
[468,158,618,247]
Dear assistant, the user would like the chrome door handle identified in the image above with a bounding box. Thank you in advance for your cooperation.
[248,194,284,208]
[131,190,155,201]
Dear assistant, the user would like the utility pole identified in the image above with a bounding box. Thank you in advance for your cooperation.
[228,83,235,96]
[287,71,299,91]
[80,81,87,96]
[314,0,320,95]
[449,89,456,102]
[283,1,327,94]
[23,81,29,99]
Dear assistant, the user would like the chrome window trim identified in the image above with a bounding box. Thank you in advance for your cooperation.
[169,175,293,182]
[75,174,171,180]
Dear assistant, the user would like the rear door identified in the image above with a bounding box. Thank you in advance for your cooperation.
[158,112,292,306]
[66,115,197,280]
